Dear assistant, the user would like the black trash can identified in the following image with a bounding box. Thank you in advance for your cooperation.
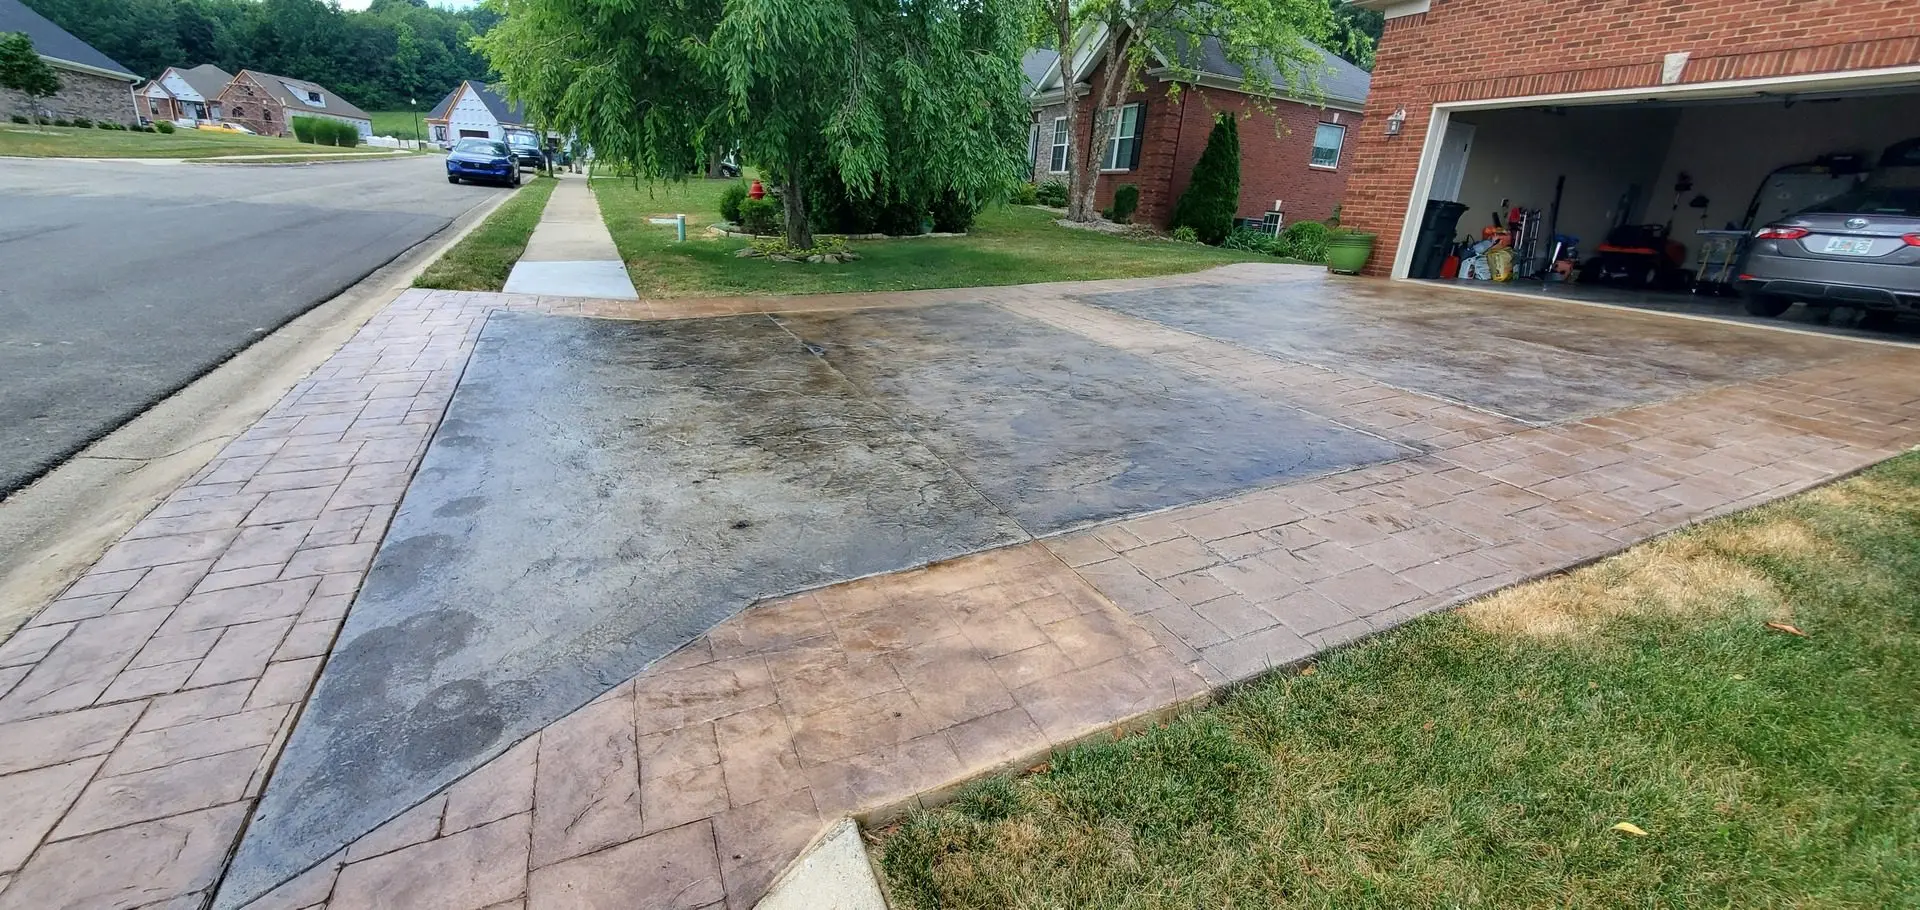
[1410,200,1469,280]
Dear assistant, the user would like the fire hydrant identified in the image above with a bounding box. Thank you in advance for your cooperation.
[748,179,766,200]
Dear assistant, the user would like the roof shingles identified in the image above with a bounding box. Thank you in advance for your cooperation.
[0,0,136,78]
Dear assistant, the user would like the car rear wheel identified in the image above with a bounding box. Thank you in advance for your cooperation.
[447,175,459,184]
[1742,290,1792,318]
[510,173,521,188]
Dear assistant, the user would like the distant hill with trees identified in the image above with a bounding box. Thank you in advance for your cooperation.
[21,0,495,111]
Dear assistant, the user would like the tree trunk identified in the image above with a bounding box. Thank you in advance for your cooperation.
[782,162,814,249]
[1072,28,1133,222]
[1057,4,1091,222]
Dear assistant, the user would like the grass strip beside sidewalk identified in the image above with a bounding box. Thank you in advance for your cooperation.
[413,177,556,292]
[877,453,1920,910]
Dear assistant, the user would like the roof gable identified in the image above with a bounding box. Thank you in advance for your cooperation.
[0,0,136,79]
[1029,29,1370,109]
[426,81,527,127]
[231,70,371,121]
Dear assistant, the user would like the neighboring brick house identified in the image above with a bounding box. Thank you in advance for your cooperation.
[135,63,233,125]
[1342,0,1920,278]
[0,0,139,124]
[1027,34,1370,228]
[214,70,371,139]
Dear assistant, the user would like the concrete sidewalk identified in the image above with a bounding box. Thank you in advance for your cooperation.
[503,176,639,300]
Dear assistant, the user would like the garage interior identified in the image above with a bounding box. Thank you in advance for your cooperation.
[1412,85,1920,341]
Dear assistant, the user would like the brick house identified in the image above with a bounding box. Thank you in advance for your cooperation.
[1027,35,1370,229]
[0,0,139,125]
[213,70,371,139]
[135,63,233,125]
[1342,0,1920,278]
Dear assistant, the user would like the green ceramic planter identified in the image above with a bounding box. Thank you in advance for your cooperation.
[1325,231,1377,275]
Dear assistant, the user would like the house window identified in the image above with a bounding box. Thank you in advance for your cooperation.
[307,90,322,104]
[1048,117,1069,173]
[1310,122,1345,169]
[232,106,244,117]
[1100,103,1144,171]
[149,99,161,116]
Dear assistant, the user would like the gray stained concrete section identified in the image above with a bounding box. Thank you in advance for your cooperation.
[779,304,1409,529]
[222,303,1407,904]
[1084,280,1872,424]
[0,156,506,494]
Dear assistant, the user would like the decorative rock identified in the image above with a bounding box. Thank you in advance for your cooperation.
[735,248,760,258]
[841,251,861,261]
[807,254,825,263]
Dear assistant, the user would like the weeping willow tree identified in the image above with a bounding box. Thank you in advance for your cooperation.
[478,0,1031,248]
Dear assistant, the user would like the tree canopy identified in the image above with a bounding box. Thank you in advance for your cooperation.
[0,32,61,100]
[20,0,496,110]
[481,0,1031,247]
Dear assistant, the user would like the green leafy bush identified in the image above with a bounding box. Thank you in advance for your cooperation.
[739,196,782,235]
[929,189,977,233]
[1012,182,1038,206]
[1034,180,1068,207]
[291,115,318,143]
[153,119,173,133]
[8,114,26,124]
[1222,228,1282,255]
[51,118,70,127]
[1108,184,1139,224]
[1278,220,1332,262]
[1171,225,1199,243]
[718,181,749,225]
[1170,114,1240,245]
[808,171,927,236]
[69,117,91,128]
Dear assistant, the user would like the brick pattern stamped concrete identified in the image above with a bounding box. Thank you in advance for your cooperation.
[0,264,1915,910]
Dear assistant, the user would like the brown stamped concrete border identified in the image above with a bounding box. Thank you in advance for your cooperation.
[0,264,1915,910]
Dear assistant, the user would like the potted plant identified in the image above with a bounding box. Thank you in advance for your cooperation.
[1325,228,1377,275]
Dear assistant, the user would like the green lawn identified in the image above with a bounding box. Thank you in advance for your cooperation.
[592,178,1272,297]
[413,177,555,291]
[368,110,430,141]
[0,124,391,159]
[877,454,1920,910]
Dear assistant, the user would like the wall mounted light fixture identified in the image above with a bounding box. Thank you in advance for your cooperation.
[1384,106,1407,136]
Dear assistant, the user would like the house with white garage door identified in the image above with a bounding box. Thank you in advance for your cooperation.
[425,81,531,147]
[1339,0,1920,329]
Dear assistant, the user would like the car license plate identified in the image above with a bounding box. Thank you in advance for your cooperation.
[1823,237,1875,255]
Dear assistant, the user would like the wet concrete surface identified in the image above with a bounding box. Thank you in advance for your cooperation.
[780,305,1407,529]
[224,304,1404,903]
[1085,279,1875,424]
[1424,278,1920,344]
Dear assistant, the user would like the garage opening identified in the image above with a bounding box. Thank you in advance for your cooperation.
[1410,84,1920,340]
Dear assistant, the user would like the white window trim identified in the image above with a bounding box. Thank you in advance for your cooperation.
[1309,121,1345,170]
[1047,116,1070,174]
[1099,102,1144,173]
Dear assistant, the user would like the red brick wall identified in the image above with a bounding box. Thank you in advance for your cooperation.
[216,73,289,137]
[1345,0,1920,275]
[1032,58,1364,227]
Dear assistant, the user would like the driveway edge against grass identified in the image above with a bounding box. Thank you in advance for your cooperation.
[413,176,558,292]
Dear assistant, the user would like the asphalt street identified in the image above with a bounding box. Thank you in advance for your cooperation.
[0,155,507,494]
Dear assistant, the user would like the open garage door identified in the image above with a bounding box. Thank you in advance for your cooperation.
[1399,76,1920,341]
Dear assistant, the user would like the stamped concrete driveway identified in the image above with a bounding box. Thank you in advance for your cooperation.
[0,155,507,494]
[2,265,1915,910]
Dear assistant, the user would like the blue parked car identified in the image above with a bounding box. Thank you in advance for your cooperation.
[445,138,521,187]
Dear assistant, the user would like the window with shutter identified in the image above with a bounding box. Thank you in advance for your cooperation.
[1100,103,1144,171]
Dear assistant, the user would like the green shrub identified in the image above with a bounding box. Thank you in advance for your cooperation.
[1278,219,1332,262]
[1171,225,1199,243]
[291,115,318,144]
[52,118,70,127]
[1108,184,1139,224]
[69,117,91,128]
[8,114,25,124]
[1170,113,1240,244]
[1012,182,1039,206]
[929,189,977,233]
[808,171,927,236]
[1223,228,1282,255]
[335,121,361,147]
[153,119,173,133]
[1034,180,1068,207]
[738,196,782,235]
[718,181,749,225]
